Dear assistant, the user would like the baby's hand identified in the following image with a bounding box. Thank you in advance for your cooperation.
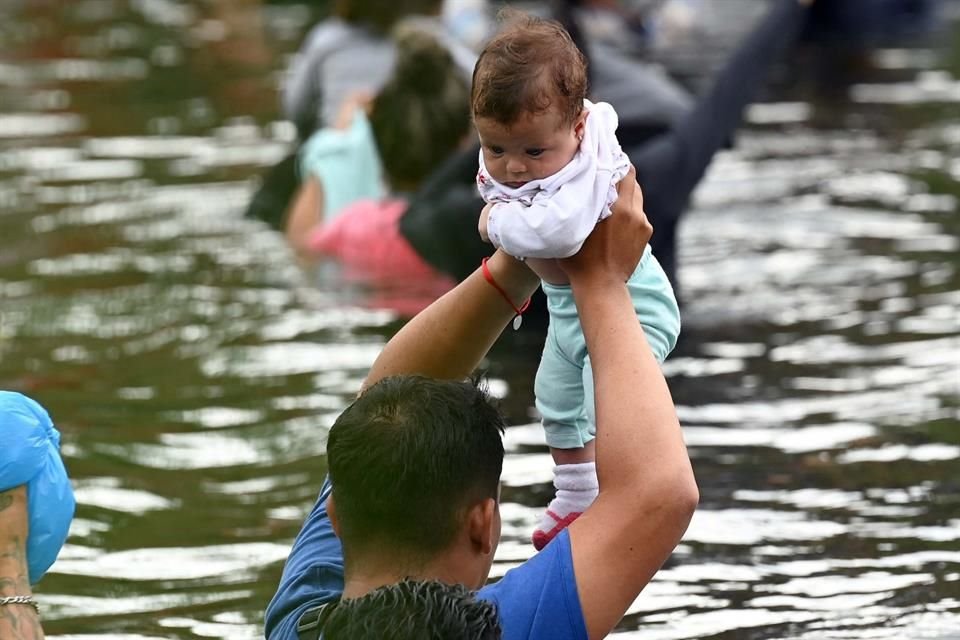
[479,203,494,243]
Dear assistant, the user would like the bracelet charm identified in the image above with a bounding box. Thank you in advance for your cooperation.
[481,257,531,331]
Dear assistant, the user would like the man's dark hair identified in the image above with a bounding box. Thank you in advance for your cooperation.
[324,579,501,639]
[327,376,505,561]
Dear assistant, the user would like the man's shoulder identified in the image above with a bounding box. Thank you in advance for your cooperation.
[477,531,587,640]
[266,590,341,640]
[264,479,344,639]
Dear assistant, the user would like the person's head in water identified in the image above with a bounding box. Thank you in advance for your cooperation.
[369,26,472,192]
[333,0,443,34]
[471,10,589,189]
[324,579,501,639]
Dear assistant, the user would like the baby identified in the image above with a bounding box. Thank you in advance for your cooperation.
[473,12,682,550]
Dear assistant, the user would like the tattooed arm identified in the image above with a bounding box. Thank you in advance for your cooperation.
[0,486,44,640]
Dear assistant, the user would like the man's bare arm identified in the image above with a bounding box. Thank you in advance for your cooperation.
[365,249,539,387]
[0,486,44,640]
[563,172,699,640]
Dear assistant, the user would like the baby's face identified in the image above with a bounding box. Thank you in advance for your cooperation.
[476,106,585,189]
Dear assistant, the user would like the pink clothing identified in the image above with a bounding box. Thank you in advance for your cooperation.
[307,198,456,316]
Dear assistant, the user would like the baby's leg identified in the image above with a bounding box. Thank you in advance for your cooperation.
[630,247,682,363]
[534,332,598,550]
[551,440,594,465]
[531,254,680,550]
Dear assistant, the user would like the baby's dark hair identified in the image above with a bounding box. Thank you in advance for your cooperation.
[370,26,471,190]
[471,9,588,127]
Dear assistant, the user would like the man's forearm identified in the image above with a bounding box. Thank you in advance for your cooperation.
[568,272,698,640]
[575,280,693,495]
[365,250,539,387]
[0,488,44,640]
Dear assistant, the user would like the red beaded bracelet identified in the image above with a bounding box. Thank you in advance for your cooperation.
[482,257,531,330]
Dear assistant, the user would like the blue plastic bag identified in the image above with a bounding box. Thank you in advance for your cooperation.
[0,391,76,584]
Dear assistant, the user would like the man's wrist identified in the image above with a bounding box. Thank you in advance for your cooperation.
[568,270,626,296]
[0,557,30,596]
[486,250,539,300]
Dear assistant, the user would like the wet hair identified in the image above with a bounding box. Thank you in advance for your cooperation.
[471,9,588,127]
[326,376,505,561]
[333,0,444,34]
[324,579,502,639]
[370,27,471,189]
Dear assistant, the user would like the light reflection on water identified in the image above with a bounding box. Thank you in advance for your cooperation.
[0,1,958,638]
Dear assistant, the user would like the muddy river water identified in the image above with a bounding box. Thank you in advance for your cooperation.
[1,1,959,638]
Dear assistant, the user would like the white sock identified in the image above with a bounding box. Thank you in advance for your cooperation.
[532,462,599,550]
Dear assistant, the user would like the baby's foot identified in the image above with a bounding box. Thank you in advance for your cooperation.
[532,462,598,550]
[533,509,586,551]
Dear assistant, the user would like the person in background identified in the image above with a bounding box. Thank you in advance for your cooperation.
[244,0,475,232]
[283,0,475,138]
[0,485,44,640]
[284,26,472,312]
[0,486,44,639]
[1,391,76,640]
[265,166,700,640]
[802,0,938,46]
[795,0,942,97]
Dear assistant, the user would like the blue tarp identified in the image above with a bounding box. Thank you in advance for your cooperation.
[0,391,75,584]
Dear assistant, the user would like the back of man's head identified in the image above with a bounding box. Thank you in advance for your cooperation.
[327,376,505,560]
[324,579,501,639]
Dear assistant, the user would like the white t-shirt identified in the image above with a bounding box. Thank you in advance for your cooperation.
[477,100,631,259]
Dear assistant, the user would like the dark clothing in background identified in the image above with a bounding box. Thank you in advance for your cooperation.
[802,0,938,45]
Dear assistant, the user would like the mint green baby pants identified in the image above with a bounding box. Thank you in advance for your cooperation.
[535,245,681,449]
